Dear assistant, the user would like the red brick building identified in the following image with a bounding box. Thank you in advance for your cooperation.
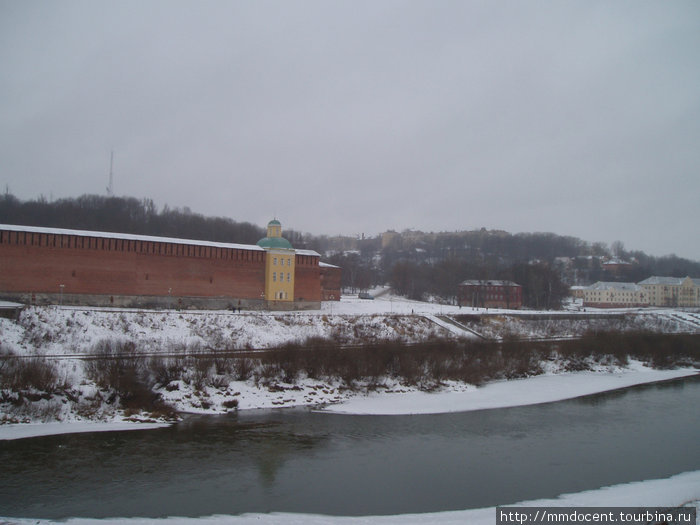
[0,221,339,310]
[458,280,522,309]
[319,262,342,301]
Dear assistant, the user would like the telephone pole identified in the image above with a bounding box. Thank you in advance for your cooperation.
[106,151,114,196]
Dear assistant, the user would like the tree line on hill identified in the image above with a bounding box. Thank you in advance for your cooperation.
[324,233,700,309]
[2,193,699,309]
[0,193,266,245]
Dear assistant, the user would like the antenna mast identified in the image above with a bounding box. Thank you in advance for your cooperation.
[107,151,114,196]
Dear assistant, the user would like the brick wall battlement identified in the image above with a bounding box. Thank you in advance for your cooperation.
[0,225,328,309]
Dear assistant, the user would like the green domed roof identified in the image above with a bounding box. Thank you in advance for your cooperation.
[257,218,293,249]
[256,236,293,250]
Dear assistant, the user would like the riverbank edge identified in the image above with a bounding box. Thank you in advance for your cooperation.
[1,471,699,525]
[321,364,699,415]
[1,365,697,441]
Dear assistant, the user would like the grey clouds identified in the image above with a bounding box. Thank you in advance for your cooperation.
[1,1,699,259]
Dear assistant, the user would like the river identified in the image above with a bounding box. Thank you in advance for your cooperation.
[1,376,698,519]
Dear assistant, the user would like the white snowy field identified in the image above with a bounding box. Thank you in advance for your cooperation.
[2,471,699,524]
[1,292,698,437]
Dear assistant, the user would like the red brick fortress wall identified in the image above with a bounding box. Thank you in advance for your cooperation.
[320,265,341,301]
[294,253,321,303]
[0,228,266,308]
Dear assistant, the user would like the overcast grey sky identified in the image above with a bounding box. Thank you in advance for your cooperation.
[1,1,699,259]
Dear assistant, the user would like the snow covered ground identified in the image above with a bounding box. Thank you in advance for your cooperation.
[0,420,169,440]
[1,362,696,440]
[2,292,696,359]
[0,298,449,357]
[323,362,698,415]
[2,471,699,524]
[0,292,698,437]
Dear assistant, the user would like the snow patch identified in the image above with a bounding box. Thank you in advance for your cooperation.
[322,364,698,415]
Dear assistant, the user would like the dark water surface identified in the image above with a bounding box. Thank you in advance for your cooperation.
[1,376,699,519]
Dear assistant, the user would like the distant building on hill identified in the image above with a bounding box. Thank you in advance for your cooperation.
[602,258,633,276]
[458,280,522,309]
[638,276,700,307]
[582,276,700,308]
[0,219,340,310]
[583,282,648,308]
[569,285,587,299]
[381,230,401,249]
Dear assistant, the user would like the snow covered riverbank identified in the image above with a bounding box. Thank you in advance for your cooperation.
[0,420,169,441]
[1,294,698,437]
[323,363,698,415]
[1,362,696,440]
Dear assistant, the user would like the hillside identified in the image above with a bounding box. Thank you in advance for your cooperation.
[1,294,699,427]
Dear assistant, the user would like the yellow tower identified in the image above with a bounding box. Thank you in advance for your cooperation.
[256,219,295,303]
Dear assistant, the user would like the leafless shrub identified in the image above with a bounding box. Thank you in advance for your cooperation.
[1,355,61,393]
[250,333,699,391]
[6,397,63,422]
[149,356,186,387]
[231,357,254,381]
[75,392,108,419]
[0,345,14,376]
[190,356,214,391]
[84,339,175,417]
[222,398,239,410]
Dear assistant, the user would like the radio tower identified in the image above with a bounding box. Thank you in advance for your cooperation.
[106,151,114,196]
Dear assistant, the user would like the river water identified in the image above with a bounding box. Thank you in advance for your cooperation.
[1,376,699,519]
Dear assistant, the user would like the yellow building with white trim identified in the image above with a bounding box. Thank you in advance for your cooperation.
[257,219,296,303]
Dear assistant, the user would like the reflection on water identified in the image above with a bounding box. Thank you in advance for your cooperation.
[0,376,698,519]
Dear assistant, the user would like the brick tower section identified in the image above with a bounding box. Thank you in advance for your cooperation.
[294,252,321,303]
